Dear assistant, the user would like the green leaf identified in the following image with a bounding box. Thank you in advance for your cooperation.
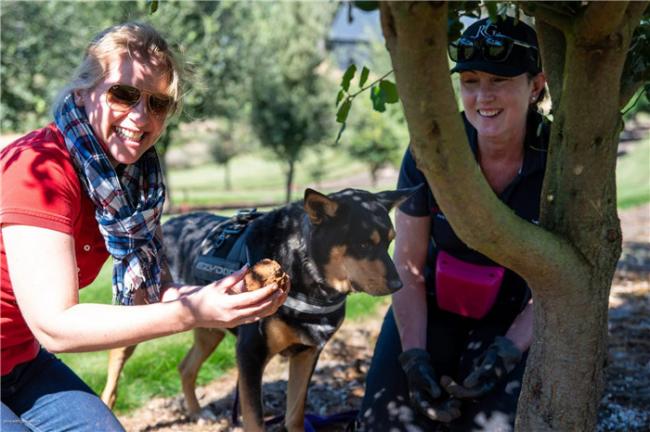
[370,85,386,113]
[485,1,498,22]
[336,89,346,107]
[380,80,399,103]
[336,99,352,123]
[148,0,158,14]
[341,65,357,92]
[359,66,370,88]
[334,122,347,145]
[353,1,379,12]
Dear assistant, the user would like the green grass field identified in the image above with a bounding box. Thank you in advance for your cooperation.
[59,150,390,413]
[60,261,387,413]
[59,139,648,414]
[616,138,650,209]
[167,147,375,207]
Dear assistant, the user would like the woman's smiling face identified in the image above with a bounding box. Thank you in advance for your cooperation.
[77,54,171,167]
[460,70,544,142]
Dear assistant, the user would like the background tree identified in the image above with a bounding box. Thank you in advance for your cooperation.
[371,1,649,430]
[344,102,405,186]
[147,0,257,199]
[206,119,256,191]
[249,2,337,203]
[0,1,134,132]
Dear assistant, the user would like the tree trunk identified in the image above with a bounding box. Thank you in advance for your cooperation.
[224,160,232,191]
[370,166,378,188]
[285,159,295,204]
[379,2,644,430]
[516,3,641,428]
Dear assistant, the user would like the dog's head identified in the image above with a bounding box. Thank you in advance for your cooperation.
[303,187,417,296]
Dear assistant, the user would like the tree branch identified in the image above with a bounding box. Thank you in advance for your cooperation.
[519,1,574,34]
[536,19,566,108]
[623,0,649,28]
[576,1,629,43]
[379,1,578,288]
[618,1,649,108]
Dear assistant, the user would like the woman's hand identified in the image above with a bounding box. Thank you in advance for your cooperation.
[182,266,288,329]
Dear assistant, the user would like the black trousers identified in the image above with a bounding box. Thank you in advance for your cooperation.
[358,304,528,432]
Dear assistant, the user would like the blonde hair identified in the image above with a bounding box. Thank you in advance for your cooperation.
[52,22,185,116]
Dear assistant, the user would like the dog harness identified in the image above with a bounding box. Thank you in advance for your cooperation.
[191,210,346,348]
[192,209,261,281]
[279,291,346,349]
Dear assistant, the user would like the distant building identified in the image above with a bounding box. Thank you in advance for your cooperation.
[327,6,381,69]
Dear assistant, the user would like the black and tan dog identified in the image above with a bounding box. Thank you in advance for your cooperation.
[101,187,413,431]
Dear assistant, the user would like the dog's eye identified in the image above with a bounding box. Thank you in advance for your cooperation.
[360,242,371,250]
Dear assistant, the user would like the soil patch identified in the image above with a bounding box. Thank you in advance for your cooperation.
[119,205,650,431]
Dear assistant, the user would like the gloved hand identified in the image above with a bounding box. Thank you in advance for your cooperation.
[399,348,461,422]
[441,336,522,399]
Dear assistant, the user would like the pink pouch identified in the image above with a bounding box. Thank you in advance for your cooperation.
[435,251,505,319]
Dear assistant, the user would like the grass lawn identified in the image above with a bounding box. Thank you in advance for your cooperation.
[167,147,372,207]
[60,148,393,413]
[60,261,387,413]
[59,139,648,414]
[616,138,650,209]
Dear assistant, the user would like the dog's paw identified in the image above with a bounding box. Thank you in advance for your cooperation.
[193,406,218,423]
[245,259,290,293]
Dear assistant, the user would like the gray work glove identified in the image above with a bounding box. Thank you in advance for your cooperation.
[442,336,523,399]
[399,348,461,423]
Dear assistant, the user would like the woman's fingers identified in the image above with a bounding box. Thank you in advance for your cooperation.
[211,265,249,292]
[225,288,285,326]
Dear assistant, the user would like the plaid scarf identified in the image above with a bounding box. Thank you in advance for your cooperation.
[54,94,165,305]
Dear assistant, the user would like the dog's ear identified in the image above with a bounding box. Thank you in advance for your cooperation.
[304,188,339,225]
[375,184,423,212]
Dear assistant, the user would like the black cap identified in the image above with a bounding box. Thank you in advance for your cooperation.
[450,16,541,77]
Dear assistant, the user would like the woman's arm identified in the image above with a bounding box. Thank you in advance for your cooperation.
[391,209,431,351]
[4,224,285,353]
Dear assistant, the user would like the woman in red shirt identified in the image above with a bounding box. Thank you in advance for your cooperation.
[0,22,286,432]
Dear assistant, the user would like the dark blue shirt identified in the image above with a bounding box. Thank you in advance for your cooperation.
[397,111,549,319]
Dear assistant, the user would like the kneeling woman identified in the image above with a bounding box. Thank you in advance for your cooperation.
[358,16,547,432]
[1,22,286,432]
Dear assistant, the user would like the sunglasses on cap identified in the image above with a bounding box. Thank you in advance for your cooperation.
[448,23,539,66]
[106,84,176,118]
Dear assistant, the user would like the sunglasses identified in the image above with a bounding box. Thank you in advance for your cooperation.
[106,84,176,118]
[448,24,539,65]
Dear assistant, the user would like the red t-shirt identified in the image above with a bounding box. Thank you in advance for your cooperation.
[0,123,109,375]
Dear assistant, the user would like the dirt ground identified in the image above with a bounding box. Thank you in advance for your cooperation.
[117,205,650,432]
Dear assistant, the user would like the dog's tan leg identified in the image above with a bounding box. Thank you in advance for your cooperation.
[101,344,137,409]
[178,327,226,415]
[285,347,320,432]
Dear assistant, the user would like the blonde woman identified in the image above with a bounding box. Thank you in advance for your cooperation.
[1,22,286,431]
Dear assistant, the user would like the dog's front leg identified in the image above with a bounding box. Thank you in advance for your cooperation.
[285,346,321,432]
[237,324,271,432]
[101,344,137,408]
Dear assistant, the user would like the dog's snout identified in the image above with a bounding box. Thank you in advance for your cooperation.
[388,278,403,293]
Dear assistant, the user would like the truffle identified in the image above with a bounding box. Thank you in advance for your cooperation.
[244,259,290,293]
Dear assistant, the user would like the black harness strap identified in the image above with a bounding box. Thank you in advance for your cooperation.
[192,209,262,284]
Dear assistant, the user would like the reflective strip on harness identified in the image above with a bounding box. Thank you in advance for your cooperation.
[281,295,346,315]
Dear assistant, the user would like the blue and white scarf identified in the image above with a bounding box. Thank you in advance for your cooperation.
[54,94,165,305]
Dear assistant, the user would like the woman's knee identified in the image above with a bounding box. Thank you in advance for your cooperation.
[1,403,30,432]
[21,390,124,432]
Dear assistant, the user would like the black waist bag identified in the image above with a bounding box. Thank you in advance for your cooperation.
[192,209,263,284]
